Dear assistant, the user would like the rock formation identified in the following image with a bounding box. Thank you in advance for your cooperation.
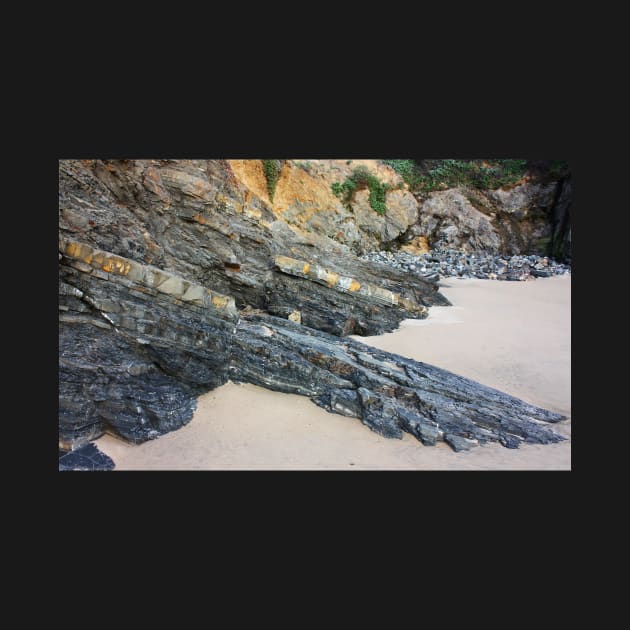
[226,159,572,260]
[231,314,565,451]
[59,444,114,471]
[59,159,568,457]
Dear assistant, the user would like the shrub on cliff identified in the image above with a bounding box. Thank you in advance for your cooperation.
[332,165,389,215]
[262,160,282,201]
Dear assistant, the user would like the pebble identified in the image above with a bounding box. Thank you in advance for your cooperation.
[360,248,571,282]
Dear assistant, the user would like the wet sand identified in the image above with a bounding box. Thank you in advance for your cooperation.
[97,275,571,470]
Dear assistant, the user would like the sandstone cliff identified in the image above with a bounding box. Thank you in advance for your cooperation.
[230,159,572,261]
[229,159,418,254]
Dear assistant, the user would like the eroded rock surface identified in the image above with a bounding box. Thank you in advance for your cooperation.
[59,238,238,447]
[58,159,567,459]
[58,233,445,448]
[404,178,571,259]
[59,444,114,471]
[231,314,565,450]
[59,235,566,454]
[229,159,419,254]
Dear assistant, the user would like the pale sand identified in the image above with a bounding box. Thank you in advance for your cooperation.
[97,275,571,470]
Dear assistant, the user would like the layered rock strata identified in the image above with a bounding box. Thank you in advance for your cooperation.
[231,314,565,451]
[59,238,238,448]
[58,159,567,457]
[59,237,565,453]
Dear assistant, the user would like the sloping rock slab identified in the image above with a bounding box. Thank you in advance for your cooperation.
[59,444,114,471]
[231,313,566,451]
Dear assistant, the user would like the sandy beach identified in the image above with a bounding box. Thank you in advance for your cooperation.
[97,274,571,470]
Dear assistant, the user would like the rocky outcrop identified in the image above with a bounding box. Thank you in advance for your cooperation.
[405,189,502,253]
[59,235,566,453]
[59,444,114,471]
[59,160,445,322]
[58,230,445,448]
[270,254,438,335]
[231,314,565,450]
[246,159,572,261]
[400,177,571,260]
[229,159,419,254]
[58,159,567,457]
[59,237,238,448]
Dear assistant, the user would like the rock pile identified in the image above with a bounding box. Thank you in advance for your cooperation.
[361,249,571,281]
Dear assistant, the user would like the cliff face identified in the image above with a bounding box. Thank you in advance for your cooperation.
[59,159,447,449]
[58,159,567,455]
[229,159,418,254]
[224,159,572,260]
[59,160,445,332]
[405,177,572,259]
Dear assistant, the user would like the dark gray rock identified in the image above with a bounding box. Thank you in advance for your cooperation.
[549,176,572,262]
[361,248,570,282]
[444,434,477,452]
[532,268,553,278]
[59,241,567,452]
[58,239,238,448]
[231,313,566,451]
[59,443,114,471]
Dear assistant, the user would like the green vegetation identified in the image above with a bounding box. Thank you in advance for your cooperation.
[262,160,282,201]
[383,159,529,192]
[381,159,419,188]
[331,165,389,215]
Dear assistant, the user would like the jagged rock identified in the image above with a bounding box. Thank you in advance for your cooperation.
[59,444,115,471]
[532,268,553,278]
[58,160,567,455]
[549,177,572,262]
[231,313,566,450]
[58,236,445,447]
[59,236,566,452]
[59,160,448,334]
[444,435,477,452]
[406,178,571,259]
[228,159,418,254]
[270,254,436,335]
[59,239,238,447]
[412,189,502,253]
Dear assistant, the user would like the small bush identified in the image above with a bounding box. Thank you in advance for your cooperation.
[262,160,282,201]
[331,165,389,215]
[368,179,387,215]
